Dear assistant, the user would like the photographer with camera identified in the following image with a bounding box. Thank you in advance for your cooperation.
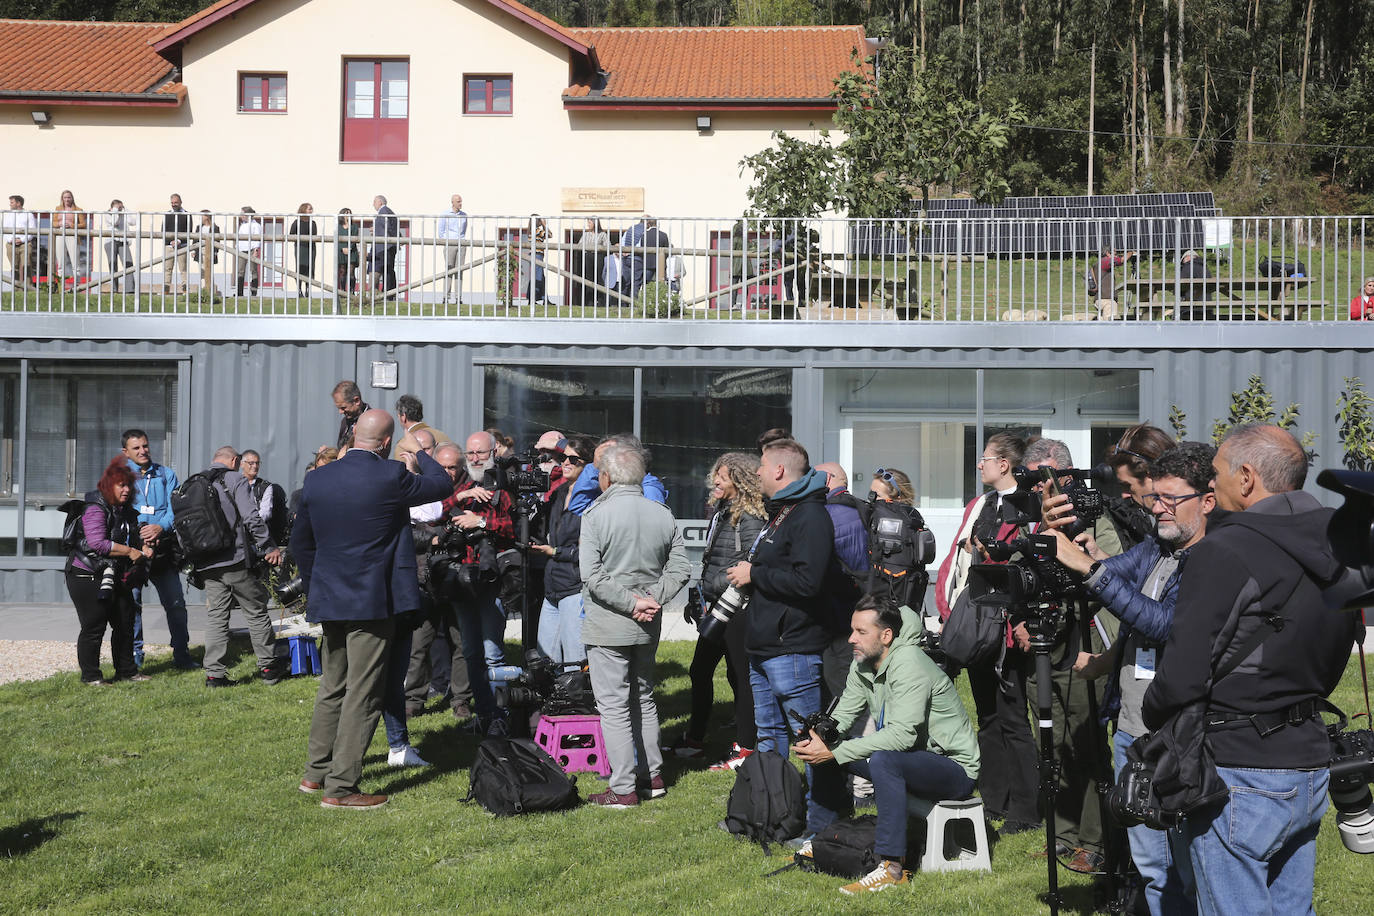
[429,431,518,735]
[1142,424,1361,916]
[665,452,766,769]
[1044,441,1212,916]
[795,595,980,894]
[1012,437,1124,874]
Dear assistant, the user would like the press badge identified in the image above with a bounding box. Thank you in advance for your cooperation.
[139,505,156,516]
[1135,648,1157,680]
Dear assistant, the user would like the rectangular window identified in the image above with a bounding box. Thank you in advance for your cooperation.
[239,72,287,112]
[464,75,512,115]
[342,58,409,162]
[2,360,180,557]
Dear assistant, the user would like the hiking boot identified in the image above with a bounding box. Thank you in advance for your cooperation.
[709,743,755,771]
[840,861,909,895]
[664,735,704,758]
[588,789,640,809]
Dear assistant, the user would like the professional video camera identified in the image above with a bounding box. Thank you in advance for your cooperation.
[494,654,597,717]
[485,451,551,499]
[1000,464,1108,539]
[427,518,497,602]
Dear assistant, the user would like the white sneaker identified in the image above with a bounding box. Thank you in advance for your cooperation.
[387,745,430,768]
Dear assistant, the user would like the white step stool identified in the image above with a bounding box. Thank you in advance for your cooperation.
[906,796,992,873]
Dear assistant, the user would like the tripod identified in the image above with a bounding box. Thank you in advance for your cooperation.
[1024,601,1068,916]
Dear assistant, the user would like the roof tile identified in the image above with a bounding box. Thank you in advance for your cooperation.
[0,19,176,96]
[566,26,865,102]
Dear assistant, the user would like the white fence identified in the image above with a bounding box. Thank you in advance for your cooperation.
[1,211,1370,321]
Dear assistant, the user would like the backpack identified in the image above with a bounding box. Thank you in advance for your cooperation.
[465,737,579,816]
[170,467,238,565]
[799,814,880,878]
[58,498,87,553]
[939,588,1007,669]
[721,750,806,851]
[866,501,937,609]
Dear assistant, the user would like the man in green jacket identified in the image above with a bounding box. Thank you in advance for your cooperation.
[796,597,980,895]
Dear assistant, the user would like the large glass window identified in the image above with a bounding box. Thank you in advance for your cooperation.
[642,367,791,521]
[483,365,635,455]
[3,360,180,557]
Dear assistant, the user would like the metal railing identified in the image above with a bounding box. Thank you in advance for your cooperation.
[1,211,1369,321]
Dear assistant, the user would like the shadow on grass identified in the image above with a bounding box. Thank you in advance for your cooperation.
[0,811,82,858]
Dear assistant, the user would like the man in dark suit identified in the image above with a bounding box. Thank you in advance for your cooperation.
[292,408,451,809]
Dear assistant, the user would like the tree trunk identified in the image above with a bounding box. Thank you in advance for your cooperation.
[1130,7,1139,190]
[1299,0,1315,116]
[1018,0,1027,68]
[1162,1,1174,137]
[1175,0,1186,136]
[1087,41,1097,194]
[1244,0,1258,184]
[1185,60,1209,168]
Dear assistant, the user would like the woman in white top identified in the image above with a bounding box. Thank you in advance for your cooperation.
[234,206,263,297]
[103,200,129,293]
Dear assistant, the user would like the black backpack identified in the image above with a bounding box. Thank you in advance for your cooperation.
[171,467,238,565]
[799,814,880,877]
[58,498,87,553]
[866,501,937,609]
[465,737,579,816]
[940,588,1007,669]
[722,750,806,851]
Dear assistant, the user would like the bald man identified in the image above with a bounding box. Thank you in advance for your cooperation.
[195,445,285,688]
[293,408,452,808]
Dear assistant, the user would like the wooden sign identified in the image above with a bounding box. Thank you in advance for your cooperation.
[561,187,645,213]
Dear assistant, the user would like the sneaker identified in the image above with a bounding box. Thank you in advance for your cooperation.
[999,819,1042,837]
[259,661,288,685]
[387,745,430,768]
[83,678,111,687]
[588,789,640,809]
[640,775,666,800]
[205,675,233,688]
[173,655,202,670]
[664,735,704,758]
[405,703,425,719]
[840,861,909,895]
[126,674,153,683]
[785,834,815,856]
[709,744,755,771]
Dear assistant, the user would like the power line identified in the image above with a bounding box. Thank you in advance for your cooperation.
[1015,121,1374,153]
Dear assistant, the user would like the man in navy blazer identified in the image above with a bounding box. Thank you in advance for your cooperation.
[292,408,451,809]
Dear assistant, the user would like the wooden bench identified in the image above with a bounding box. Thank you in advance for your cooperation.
[1118,277,1321,320]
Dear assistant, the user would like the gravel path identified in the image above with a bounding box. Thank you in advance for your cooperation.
[0,639,170,685]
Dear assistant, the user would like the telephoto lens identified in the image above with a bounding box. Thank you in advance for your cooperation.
[697,584,750,643]
[98,564,117,600]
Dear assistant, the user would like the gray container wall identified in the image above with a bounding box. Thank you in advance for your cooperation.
[3,338,1369,602]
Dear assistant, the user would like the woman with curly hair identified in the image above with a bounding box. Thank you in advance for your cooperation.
[66,456,153,685]
[665,451,766,769]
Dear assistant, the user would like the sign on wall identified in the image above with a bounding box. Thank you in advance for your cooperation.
[561,187,646,213]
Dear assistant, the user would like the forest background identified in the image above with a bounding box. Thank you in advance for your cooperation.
[6,0,1373,214]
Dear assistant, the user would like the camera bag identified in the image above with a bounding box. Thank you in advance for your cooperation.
[940,588,1006,669]
[721,750,806,852]
[171,467,238,565]
[866,501,936,610]
[465,736,579,816]
[800,814,880,877]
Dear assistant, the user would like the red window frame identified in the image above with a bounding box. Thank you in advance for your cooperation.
[238,72,287,113]
[463,75,513,115]
[341,58,410,163]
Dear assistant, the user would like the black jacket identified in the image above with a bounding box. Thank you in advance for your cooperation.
[1142,491,1359,768]
[543,491,584,603]
[700,505,766,605]
[745,481,837,658]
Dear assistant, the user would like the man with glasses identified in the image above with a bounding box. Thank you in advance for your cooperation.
[1044,441,1211,916]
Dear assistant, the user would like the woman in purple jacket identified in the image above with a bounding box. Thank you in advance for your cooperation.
[67,456,153,685]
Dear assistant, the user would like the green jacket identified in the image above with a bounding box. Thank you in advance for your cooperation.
[830,606,981,781]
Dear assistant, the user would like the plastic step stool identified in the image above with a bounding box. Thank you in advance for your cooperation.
[534,714,610,776]
[288,635,321,676]
[906,796,992,873]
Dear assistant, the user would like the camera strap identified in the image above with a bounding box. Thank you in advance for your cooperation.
[749,505,796,563]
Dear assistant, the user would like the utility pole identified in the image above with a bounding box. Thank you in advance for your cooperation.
[1087,41,1096,196]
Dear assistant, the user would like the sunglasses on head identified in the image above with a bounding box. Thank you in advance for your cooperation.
[1110,444,1152,465]
[875,467,898,485]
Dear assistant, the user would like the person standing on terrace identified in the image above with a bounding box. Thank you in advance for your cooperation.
[1350,277,1374,320]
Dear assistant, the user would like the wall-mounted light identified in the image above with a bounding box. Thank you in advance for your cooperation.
[31,110,51,126]
[696,115,712,134]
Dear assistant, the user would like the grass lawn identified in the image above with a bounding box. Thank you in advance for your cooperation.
[1,638,1370,914]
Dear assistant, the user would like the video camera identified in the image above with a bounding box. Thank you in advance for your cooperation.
[999,464,1108,539]
[427,516,498,602]
[494,654,597,717]
[485,451,551,498]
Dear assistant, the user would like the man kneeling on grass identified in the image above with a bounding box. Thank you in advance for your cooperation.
[795,596,980,894]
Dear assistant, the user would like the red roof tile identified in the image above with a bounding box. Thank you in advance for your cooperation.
[0,19,178,98]
[565,26,866,103]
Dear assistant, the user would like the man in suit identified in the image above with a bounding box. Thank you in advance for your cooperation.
[293,408,451,809]
[391,393,451,461]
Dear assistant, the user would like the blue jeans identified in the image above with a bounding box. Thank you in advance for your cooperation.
[1113,729,1195,916]
[1183,765,1329,916]
[536,593,586,664]
[132,563,191,664]
[749,652,836,833]
[451,591,506,720]
[381,625,414,750]
[820,751,976,860]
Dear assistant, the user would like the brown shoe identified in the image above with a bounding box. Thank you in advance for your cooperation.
[452,702,473,721]
[1066,848,1105,874]
[321,793,388,810]
[299,779,323,794]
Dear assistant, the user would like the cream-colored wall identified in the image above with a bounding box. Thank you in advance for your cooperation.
[0,0,837,217]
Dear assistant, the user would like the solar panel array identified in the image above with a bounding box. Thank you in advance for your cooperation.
[851,192,1219,258]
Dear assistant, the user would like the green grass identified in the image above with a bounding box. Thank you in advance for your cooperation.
[1,640,1370,914]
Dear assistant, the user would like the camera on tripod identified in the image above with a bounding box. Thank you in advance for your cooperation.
[485,452,551,497]
[1004,464,1107,540]
[971,532,1080,612]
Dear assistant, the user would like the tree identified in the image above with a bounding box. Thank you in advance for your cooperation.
[738,130,840,218]
[1336,377,1374,471]
[1210,374,1317,456]
[828,47,1025,216]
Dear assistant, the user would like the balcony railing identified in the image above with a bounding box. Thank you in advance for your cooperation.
[1,212,1369,321]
